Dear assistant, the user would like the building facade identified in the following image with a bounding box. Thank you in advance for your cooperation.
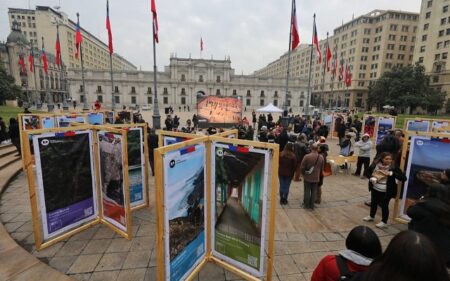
[413,0,450,108]
[67,56,309,112]
[255,10,420,110]
[8,6,136,71]
[1,21,67,107]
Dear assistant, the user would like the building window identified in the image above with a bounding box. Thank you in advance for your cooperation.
[232,89,237,95]
[439,30,445,37]
[114,96,120,104]
[199,75,204,82]
[246,90,251,97]
[420,46,426,53]
[97,85,102,93]
[260,90,265,97]
[147,97,152,104]
[163,97,168,104]
[424,23,429,30]
[441,18,447,25]
[114,86,119,93]
[131,96,136,104]
[97,95,103,103]
[426,12,431,19]
[80,95,85,103]
[79,85,84,92]
[443,5,449,13]
[147,87,152,94]
[180,88,185,95]
[246,99,251,106]
[427,0,433,8]
[131,86,136,93]
[443,52,448,59]
[216,89,221,95]
[181,74,186,81]
[216,76,221,82]
[163,88,168,95]
[181,97,186,105]
[273,100,278,106]
[260,99,265,106]
[418,57,424,63]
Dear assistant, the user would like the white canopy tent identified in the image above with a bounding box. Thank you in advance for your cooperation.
[256,103,284,113]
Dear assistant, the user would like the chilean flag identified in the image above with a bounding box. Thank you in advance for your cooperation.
[18,50,26,74]
[290,0,300,50]
[313,17,321,63]
[345,65,352,87]
[151,0,159,43]
[75,17,83,59]
[106,0,113,54]
[326,44,332,72]
[55,31,61,66]
[41,44,48,74]
[28,50,33,72]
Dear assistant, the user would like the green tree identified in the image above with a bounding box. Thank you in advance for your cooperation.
[367,64,445,114]
[0,64,22,105]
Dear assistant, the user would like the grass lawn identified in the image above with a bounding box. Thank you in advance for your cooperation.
[0,105,38,125]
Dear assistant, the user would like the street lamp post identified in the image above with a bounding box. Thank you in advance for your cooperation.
[53,21,69,111]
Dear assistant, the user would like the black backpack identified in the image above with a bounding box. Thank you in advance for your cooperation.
[335,255,363,281]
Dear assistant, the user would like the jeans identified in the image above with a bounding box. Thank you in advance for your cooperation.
[355,156,370,176]
[370,189,390,223]
[279,176,293,200]
[303,181,318,209]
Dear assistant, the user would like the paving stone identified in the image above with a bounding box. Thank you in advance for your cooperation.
[323,232,344,241]
[130,236,153,252]
[198,262,226,281]
[278,273,307,281]
[122,250,151,269]
[32,242,64,258]
[81,239,112,255]
[68,273,91,281]
[116,268,147,281]
[92,227,116,239]
[95,252,128,271]
[305,232,327,242]
[89,270,120,281]
[274,255,300,275]
[68,227,98,241]
[48,256,77,273]
[67,254,102,274]
[55,240,89,257]
[106,238,132,253]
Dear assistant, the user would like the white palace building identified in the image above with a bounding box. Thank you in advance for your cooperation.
[67,56,309,112]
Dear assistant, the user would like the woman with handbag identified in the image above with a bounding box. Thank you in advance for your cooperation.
[316,143,329,204]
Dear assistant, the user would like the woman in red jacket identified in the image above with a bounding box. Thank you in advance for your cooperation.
[311,225,382,281]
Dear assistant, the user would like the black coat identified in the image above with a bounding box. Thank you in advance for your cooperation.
[365,164,407,199]
[408,196,450,267]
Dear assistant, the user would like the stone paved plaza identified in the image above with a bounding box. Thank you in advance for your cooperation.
[0,137,408,281]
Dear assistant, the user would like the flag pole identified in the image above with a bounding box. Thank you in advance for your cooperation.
[29,41,40,109]
[42,37,54,112]
[151,11,161,129]
[107,0,115,112]
[320,32,328,113]
[283,0,295,124]
[77,13,88,111]
[306,14,315,117]
[57,23,69,111]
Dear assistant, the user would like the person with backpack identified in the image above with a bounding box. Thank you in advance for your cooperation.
[311,225,382,281]
[293,134,310,182]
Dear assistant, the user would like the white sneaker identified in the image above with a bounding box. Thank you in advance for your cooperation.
[363,216,374,222]
[376,222,387,228]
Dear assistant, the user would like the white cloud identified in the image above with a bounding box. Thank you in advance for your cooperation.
[0,0,421,73]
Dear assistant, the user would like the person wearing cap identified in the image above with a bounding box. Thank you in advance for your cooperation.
[354,133,372,178]
[258,126,268,142]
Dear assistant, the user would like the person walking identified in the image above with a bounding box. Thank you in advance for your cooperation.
[8,118,21,156]
[300,143,324,210]
[354,133,372,178]
[363,152,406,228]
[147,128,159,176]
[311,225,382,281]
[278,142,297,205]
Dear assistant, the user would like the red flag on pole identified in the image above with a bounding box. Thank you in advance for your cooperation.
[28,49,33,72]
[106,0,113,54]
[55,31,61,66]
[291,0,300,50]
[18,53,26,74]
[151,0,159,43]
[200,37,203,51]
[332,47,338,78]
[326,45,332,72]
[41,44,48,74]
[313,16,322,63]
[345,65,352,87]
[75,16,83,59]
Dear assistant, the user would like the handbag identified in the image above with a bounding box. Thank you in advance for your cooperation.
[305,155,320,175]
[322,162,332,177]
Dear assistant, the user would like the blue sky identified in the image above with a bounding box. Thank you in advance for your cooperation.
[1,0,421,73]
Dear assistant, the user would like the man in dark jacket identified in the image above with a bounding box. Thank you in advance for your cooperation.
[147,129,159,176]
[8,118,20,155]
[408,181,450,268]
